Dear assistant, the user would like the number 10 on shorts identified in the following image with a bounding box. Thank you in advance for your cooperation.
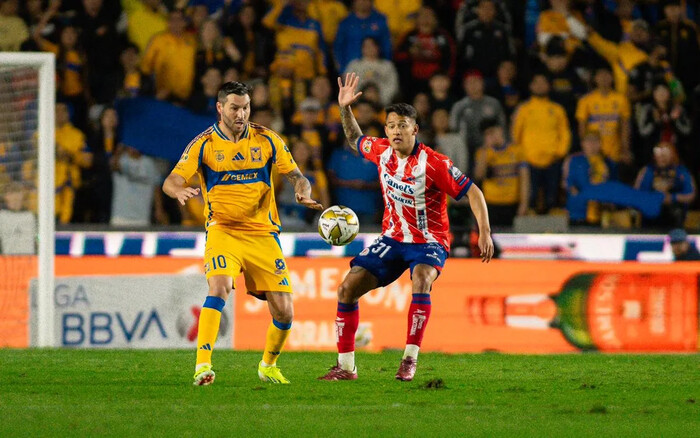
[209,255,227,271]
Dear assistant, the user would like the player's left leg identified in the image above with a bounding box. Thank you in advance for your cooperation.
[397,263,439,381]
[257,291,293,384]
[240,233,295,383]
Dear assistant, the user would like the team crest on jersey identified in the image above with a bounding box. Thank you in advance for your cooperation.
[362,139,372,153]
[251,146,262,162]
[215,152,225,162]
[274,258,286,274]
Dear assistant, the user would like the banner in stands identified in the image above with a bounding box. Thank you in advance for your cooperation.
[55,231,696,262]
[28,274,233,349]
[116,97,211,163]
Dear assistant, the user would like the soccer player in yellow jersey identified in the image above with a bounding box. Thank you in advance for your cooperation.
[163,82,323,385]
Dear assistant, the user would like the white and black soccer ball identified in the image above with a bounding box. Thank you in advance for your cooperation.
[317,205,360,246]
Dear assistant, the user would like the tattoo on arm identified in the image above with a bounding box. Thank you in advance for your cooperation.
[285,168,312,197]
[340,105,363,150]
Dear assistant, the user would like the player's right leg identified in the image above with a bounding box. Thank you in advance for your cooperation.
[319,266,378,381]
[194,228,239,386]
[194,275,233,386]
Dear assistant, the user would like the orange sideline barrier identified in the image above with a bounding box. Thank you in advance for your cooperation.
[0,257,36,347]
[235,259,700,353]
[2,256,699,352]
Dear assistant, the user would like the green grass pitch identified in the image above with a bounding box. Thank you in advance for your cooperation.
[0,350,698,437]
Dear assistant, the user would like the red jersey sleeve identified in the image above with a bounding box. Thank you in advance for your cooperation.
[356,135,390,165]
[427,151,473,200]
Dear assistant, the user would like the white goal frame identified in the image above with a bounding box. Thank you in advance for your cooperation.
[0,52,55,347]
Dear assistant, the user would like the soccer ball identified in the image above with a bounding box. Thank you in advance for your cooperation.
[318,205,360,246]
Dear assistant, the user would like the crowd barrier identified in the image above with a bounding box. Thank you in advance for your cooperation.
[55,231,695,262]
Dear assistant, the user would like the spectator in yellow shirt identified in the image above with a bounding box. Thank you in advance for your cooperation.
[374,0,421,44]
[308,0,349,45]
[568,16,649,96]
[512,74,570,212]
[141,9,197,102]
[32,2,89,128]
[536,0,582,54]
[575,67,632,165]
[55,103,92,224]
[122,0,168,54]
[0,0,28,51]
[474,117,530,226]
[263,0,327,81]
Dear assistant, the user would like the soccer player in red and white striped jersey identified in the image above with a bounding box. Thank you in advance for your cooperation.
[320,73,494,382]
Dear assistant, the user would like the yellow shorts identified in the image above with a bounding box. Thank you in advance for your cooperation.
[204,228,293,298]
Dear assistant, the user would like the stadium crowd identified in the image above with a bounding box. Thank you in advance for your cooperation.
[2,0,700,233]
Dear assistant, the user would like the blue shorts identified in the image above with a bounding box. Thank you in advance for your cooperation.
[350,235,448,287]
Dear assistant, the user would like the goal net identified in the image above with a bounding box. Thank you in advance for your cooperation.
[0,53,54,347]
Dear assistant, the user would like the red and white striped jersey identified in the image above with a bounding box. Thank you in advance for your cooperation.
[356,135,472,250]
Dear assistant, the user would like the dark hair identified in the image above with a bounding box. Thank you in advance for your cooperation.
[218,81,250,103]
[479,117,501,134]
[384,103,418,121]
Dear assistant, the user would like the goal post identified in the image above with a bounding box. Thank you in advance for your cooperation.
[0,52,55,347]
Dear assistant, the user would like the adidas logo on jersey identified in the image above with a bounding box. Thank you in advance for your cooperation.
[232,152,245,161]
[278,278,289,286]
[199,343,212,350]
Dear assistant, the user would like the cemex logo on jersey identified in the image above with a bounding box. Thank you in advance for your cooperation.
[383,173,415,195]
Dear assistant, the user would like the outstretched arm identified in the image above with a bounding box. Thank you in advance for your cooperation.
[283,168,323,210]
[338,73,364,153]
[163,173,200,206]
[466,184,494,262]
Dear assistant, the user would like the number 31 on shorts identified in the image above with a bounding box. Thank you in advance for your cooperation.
[371,242,391,258]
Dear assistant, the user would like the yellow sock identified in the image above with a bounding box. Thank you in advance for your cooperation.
[262,319,292,366]
[195,296,226,366]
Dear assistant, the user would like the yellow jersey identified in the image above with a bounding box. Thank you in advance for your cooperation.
[374,0,421,43]
[55,123,89,190]
[476,143,525,206]
[141,32,196,100]
[308,0,349,44]
[37,39,84,97]
[511,97,570,168]
[172,122,297,234]
[575,90,630,162]
[588,32,647,96]
[122,0,168,53]
[536,10,582,53]
[263,3,327,80]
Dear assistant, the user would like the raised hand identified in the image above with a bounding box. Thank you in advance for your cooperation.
[338,73,363,108]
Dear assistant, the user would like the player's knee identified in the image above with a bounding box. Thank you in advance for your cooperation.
[208,284,230,299]
[337,282,356,303]
[412,275,434,294]
[270,304,293,324]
